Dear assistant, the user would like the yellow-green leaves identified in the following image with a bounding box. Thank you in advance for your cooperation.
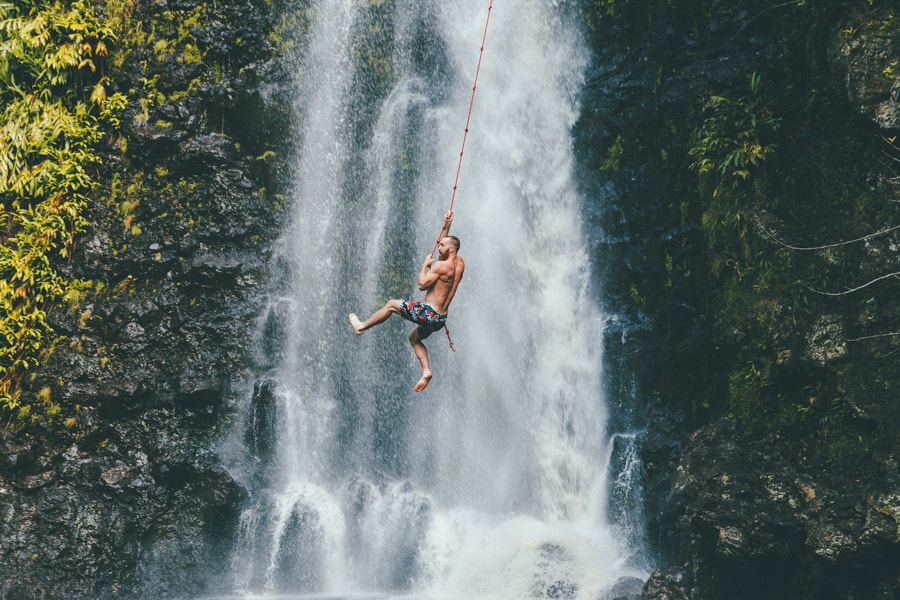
[0,0,116,95]
[1,0,125,425]
[688,72,782,279]
[689,72,782,194]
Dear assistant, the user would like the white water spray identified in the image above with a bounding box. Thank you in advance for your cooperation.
[227,0,646,597]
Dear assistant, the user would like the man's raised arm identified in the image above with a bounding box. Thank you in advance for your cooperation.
[439,210,453,237]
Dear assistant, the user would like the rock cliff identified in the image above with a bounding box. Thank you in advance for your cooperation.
[1,0,291,597]
[578,1,900,598]
[0,0,897,599]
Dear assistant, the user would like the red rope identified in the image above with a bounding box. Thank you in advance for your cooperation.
[432,0,493,255]
[435,0,493,353]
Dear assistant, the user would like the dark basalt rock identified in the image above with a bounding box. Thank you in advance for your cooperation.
[0,0,289,598]
[1,0,898,598]
[0,409,246,599]
[578,1,900,599]
[603,576,645,600]
[641,418,900,600]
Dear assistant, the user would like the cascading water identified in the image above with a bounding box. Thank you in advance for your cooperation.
[224,0,647,597]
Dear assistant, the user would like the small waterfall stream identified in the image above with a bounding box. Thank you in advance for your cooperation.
[223,1,647,597]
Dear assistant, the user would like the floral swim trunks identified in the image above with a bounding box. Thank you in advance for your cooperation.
[398,299,447,337]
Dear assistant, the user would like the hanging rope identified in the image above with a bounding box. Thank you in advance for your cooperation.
[433,0,493,353]
[431,0,493,255]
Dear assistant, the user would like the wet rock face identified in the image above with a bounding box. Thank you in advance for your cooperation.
[828,3,900,131]
[0,0,291,598]
[576,0,899,598]
[643,418,900,600]
[1,419,244,599]
[0,0,895,598]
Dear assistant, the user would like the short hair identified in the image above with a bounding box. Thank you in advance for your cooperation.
[447,235,460,251]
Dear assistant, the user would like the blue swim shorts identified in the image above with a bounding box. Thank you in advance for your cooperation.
[398,299,447,337]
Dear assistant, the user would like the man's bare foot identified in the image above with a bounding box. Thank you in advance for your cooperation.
[349,313,364,335]
[414,371,433,392]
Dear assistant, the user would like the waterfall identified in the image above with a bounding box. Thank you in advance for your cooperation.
[224,0,647,597]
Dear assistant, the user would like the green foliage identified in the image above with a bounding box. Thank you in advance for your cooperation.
[0,0,113,99]
[883,58,898,80]
[688,73,782,283]
[684,73,792,424]
[351,3,395,93]
[727,359,772,427]
[0,0,126,425]
[102,0,137,44]
[585,0,897,476]
[689,73,781,196]
[601,135,624,172]
[686,68,896,463]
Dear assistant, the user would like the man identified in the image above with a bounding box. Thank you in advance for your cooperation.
[349,211,465,392]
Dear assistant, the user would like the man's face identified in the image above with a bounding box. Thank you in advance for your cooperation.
[437,237,453,258]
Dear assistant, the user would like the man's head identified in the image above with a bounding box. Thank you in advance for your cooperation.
[436,236,460,259]
[439,236,460,256]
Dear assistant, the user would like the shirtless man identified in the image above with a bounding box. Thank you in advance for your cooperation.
[349,211,465,392]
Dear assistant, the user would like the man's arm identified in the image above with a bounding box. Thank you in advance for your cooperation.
[417,211,454,290]
[418,254,440,290]
[439,210,453,237]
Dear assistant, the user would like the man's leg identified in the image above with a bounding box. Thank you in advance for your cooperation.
[408,327,433,392]
[349,299,402,335]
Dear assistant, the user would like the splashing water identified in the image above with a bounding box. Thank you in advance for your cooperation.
[224,0,647,598]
